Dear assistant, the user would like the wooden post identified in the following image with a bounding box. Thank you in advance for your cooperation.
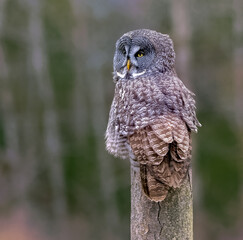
[131,165,193,240]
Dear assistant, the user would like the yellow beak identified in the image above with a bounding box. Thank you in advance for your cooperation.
[127,59,131,70]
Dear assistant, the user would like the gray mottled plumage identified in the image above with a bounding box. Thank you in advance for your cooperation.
[105,29,201,201]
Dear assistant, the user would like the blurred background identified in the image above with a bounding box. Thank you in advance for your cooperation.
[0,0,242,239]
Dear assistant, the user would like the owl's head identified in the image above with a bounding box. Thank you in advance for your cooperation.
[113,29,176,80]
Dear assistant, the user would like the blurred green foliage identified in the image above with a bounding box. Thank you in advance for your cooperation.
[198,111,241,225]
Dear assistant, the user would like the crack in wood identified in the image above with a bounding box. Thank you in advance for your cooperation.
[157,202,163,236]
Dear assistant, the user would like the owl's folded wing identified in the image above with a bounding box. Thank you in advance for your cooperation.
[129,114,191,201]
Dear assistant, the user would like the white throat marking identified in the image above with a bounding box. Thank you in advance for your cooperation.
[132,70,146,78]
[116,71,126,78]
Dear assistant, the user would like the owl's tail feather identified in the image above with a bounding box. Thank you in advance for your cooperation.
[140,164,169,202]
[140,153,189,201]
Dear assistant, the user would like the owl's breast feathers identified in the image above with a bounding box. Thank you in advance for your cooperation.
[112,74,200,135]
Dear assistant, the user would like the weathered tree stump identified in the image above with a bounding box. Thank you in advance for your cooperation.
[131,166,193,240]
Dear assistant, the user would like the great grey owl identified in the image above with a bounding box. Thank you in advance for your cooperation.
[105,29,201,202]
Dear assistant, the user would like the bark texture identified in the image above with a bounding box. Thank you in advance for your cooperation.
[131,166,193,240]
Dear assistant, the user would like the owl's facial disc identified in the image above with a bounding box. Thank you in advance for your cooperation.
[114,36,155,79]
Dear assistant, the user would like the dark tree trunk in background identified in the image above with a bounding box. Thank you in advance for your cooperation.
[26,0,67,219]
[0,0,20,204]
[233,0,243,233]
[233,0,243,131]
[131,166,193,240]
[171,0,192,88]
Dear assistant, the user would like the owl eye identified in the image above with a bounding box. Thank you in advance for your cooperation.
[121,48,126,55]
[136,50,144,58]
